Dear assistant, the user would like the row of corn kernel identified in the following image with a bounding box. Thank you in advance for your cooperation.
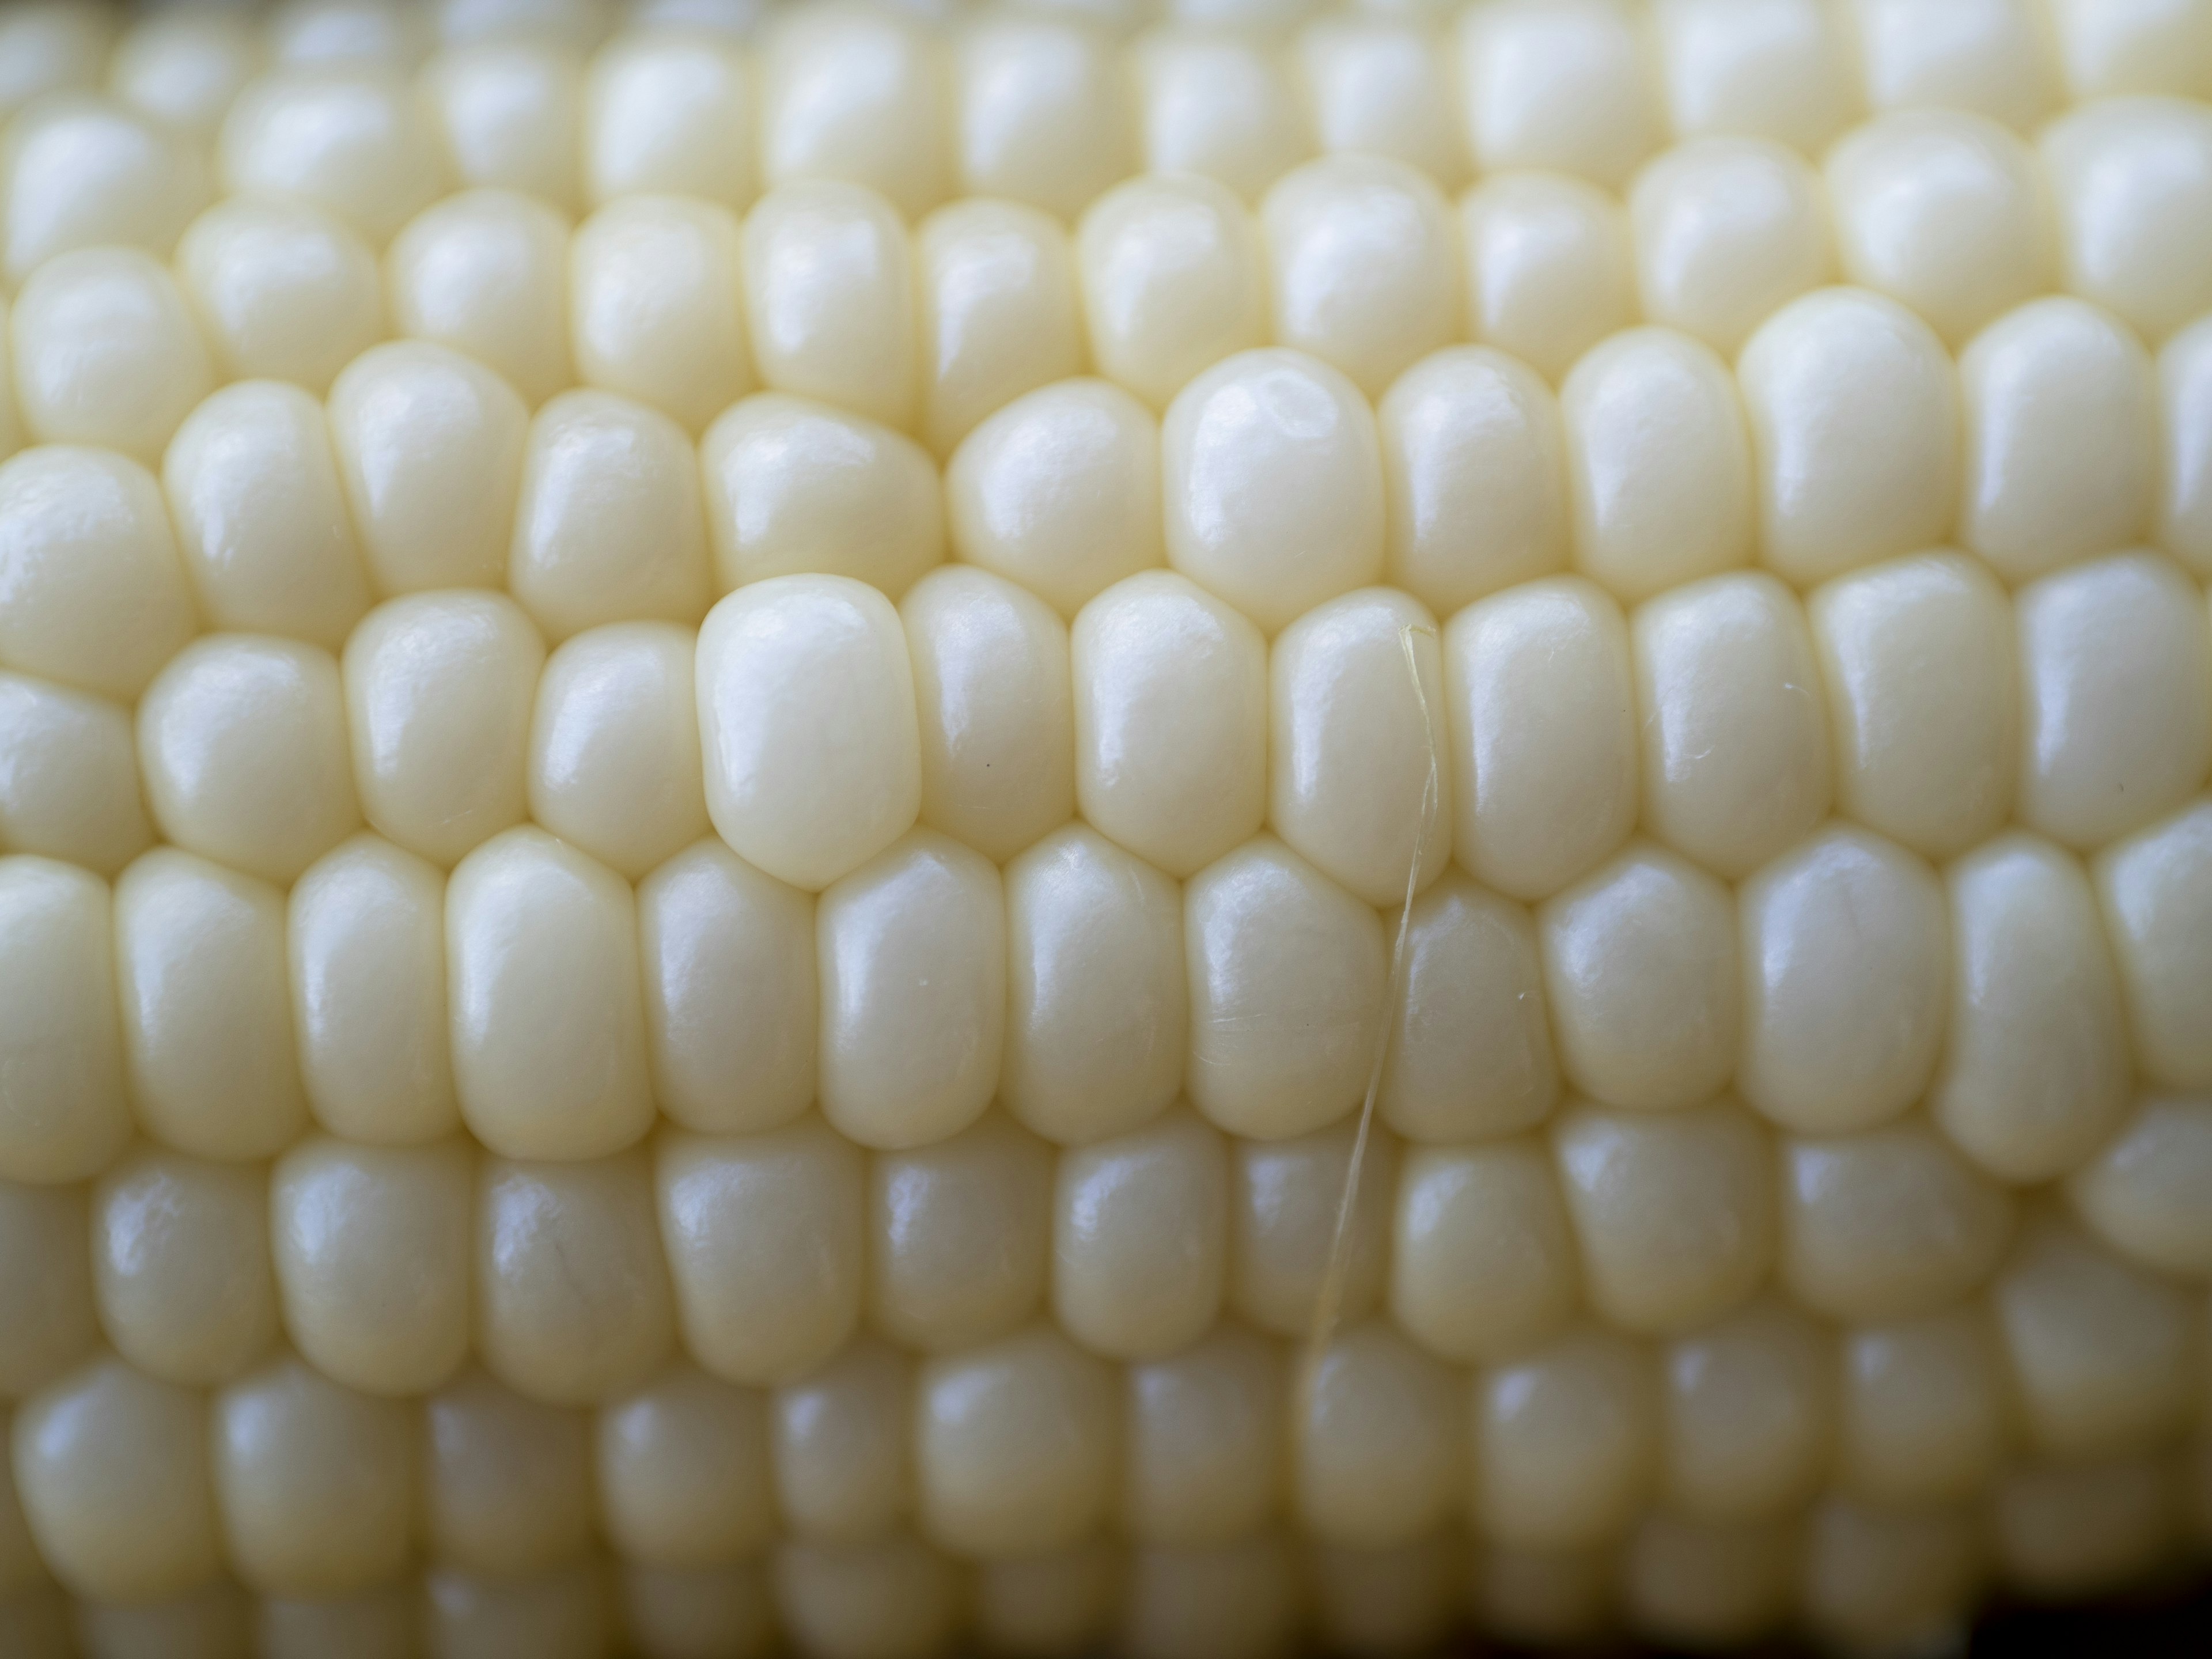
[10,114,2212,565]
[22,0,2212,253]
[4,1210,2206,1594]
[1,1089,2202,1498]
[18,1475,2201,1659]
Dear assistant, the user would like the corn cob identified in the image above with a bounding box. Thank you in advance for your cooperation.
[0,1,2209,1656]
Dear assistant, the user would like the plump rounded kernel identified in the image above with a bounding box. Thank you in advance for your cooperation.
[0,677,153,879]
[1073,571,1266,880]
[1553,1099,1776,1336]
[817,829,1006,1151]
[448,825,653,1161]
[115,849,310,1161]
[1296,16,1468,187]
[598,1362,774,1567]
[289,835,459,1146]
[1650,0,1861,155]
[946,381,1162,623]
[2094,800,2212,1088]
[219,69,446,244]
[1077,175,1267,412]
[92,1146,277,1387]
[1184,836,1388,1141]
[510,396,710,641]
[695,573,921,893]
[1633,572,1833,879]
[421,42,584,211]
[759,3,947,221]
[1737,289,1963,588]
[1959,296,2157,583]
[342,590,544,867]
[162,384,374,654]
[1456,0,1659,190]
[1380,870,1559,1143]
[2044,0,2212,101]
[10,248,213,465]
[1457,173,1635,384]
[1629,139,1832,356]
[701,396,942,605]
[1849,0,2059,132]
[1162,349,1385,637]
[388,188,575,407]
[420,1365,593,1576]
[1121,1323,1282,1549]
[770,1334,912,1544]
[956,16,1131,221]
[902,567,1075,863]
[869,1112,1050,1353]
[1995,1209,2207,1460]
[1930,832,2133,1183]
[1378,346,1567,616]
[637,840,815,1140]
[657,1116,864,1387]
[741,182,918,433]
[1809,551,2020,860]
[174,197,388,396]
[1294,1320,1463,1548]
[569,198,752,437]
[1737,825,1950,1135]
[1471,1323,1658,1550]
[916,1323,1118,1559]
[12,1357,222,1602]
[1228,1119,1393,1338]
[584,35,751,210]
[270,1135,474,1397]
[2016,551,2212,850]
[1805,1498,1984,1655]
[108,12,259,139]
[915,199,1086,461]
[1444,576,1639,902]
[0,96,210,287]
[0,448,198,707]
[1837,1306,2009,1506]
[2067,1094,2212,1279]
[1259,156,1458,397]
[327,341,529,594]
[1391,1137,1578,1362]
[528,624,708,880]
[1563,328,1755,604]
[2043,97,2212,345]
[136,636,359,888]
[1133,29,1309,205]
[1660,1297,1832,1523]
[1001,825,1185,1149]
[1052,1105,1228,1361]
[474,1147,672,1405]
[211,1351,415,1595]
[1779,1119,2016,1321]
[1824,111,2055,347]
[1268,588,1450,907]
[0,862,130,1185]
[1538,842,1740,1113]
